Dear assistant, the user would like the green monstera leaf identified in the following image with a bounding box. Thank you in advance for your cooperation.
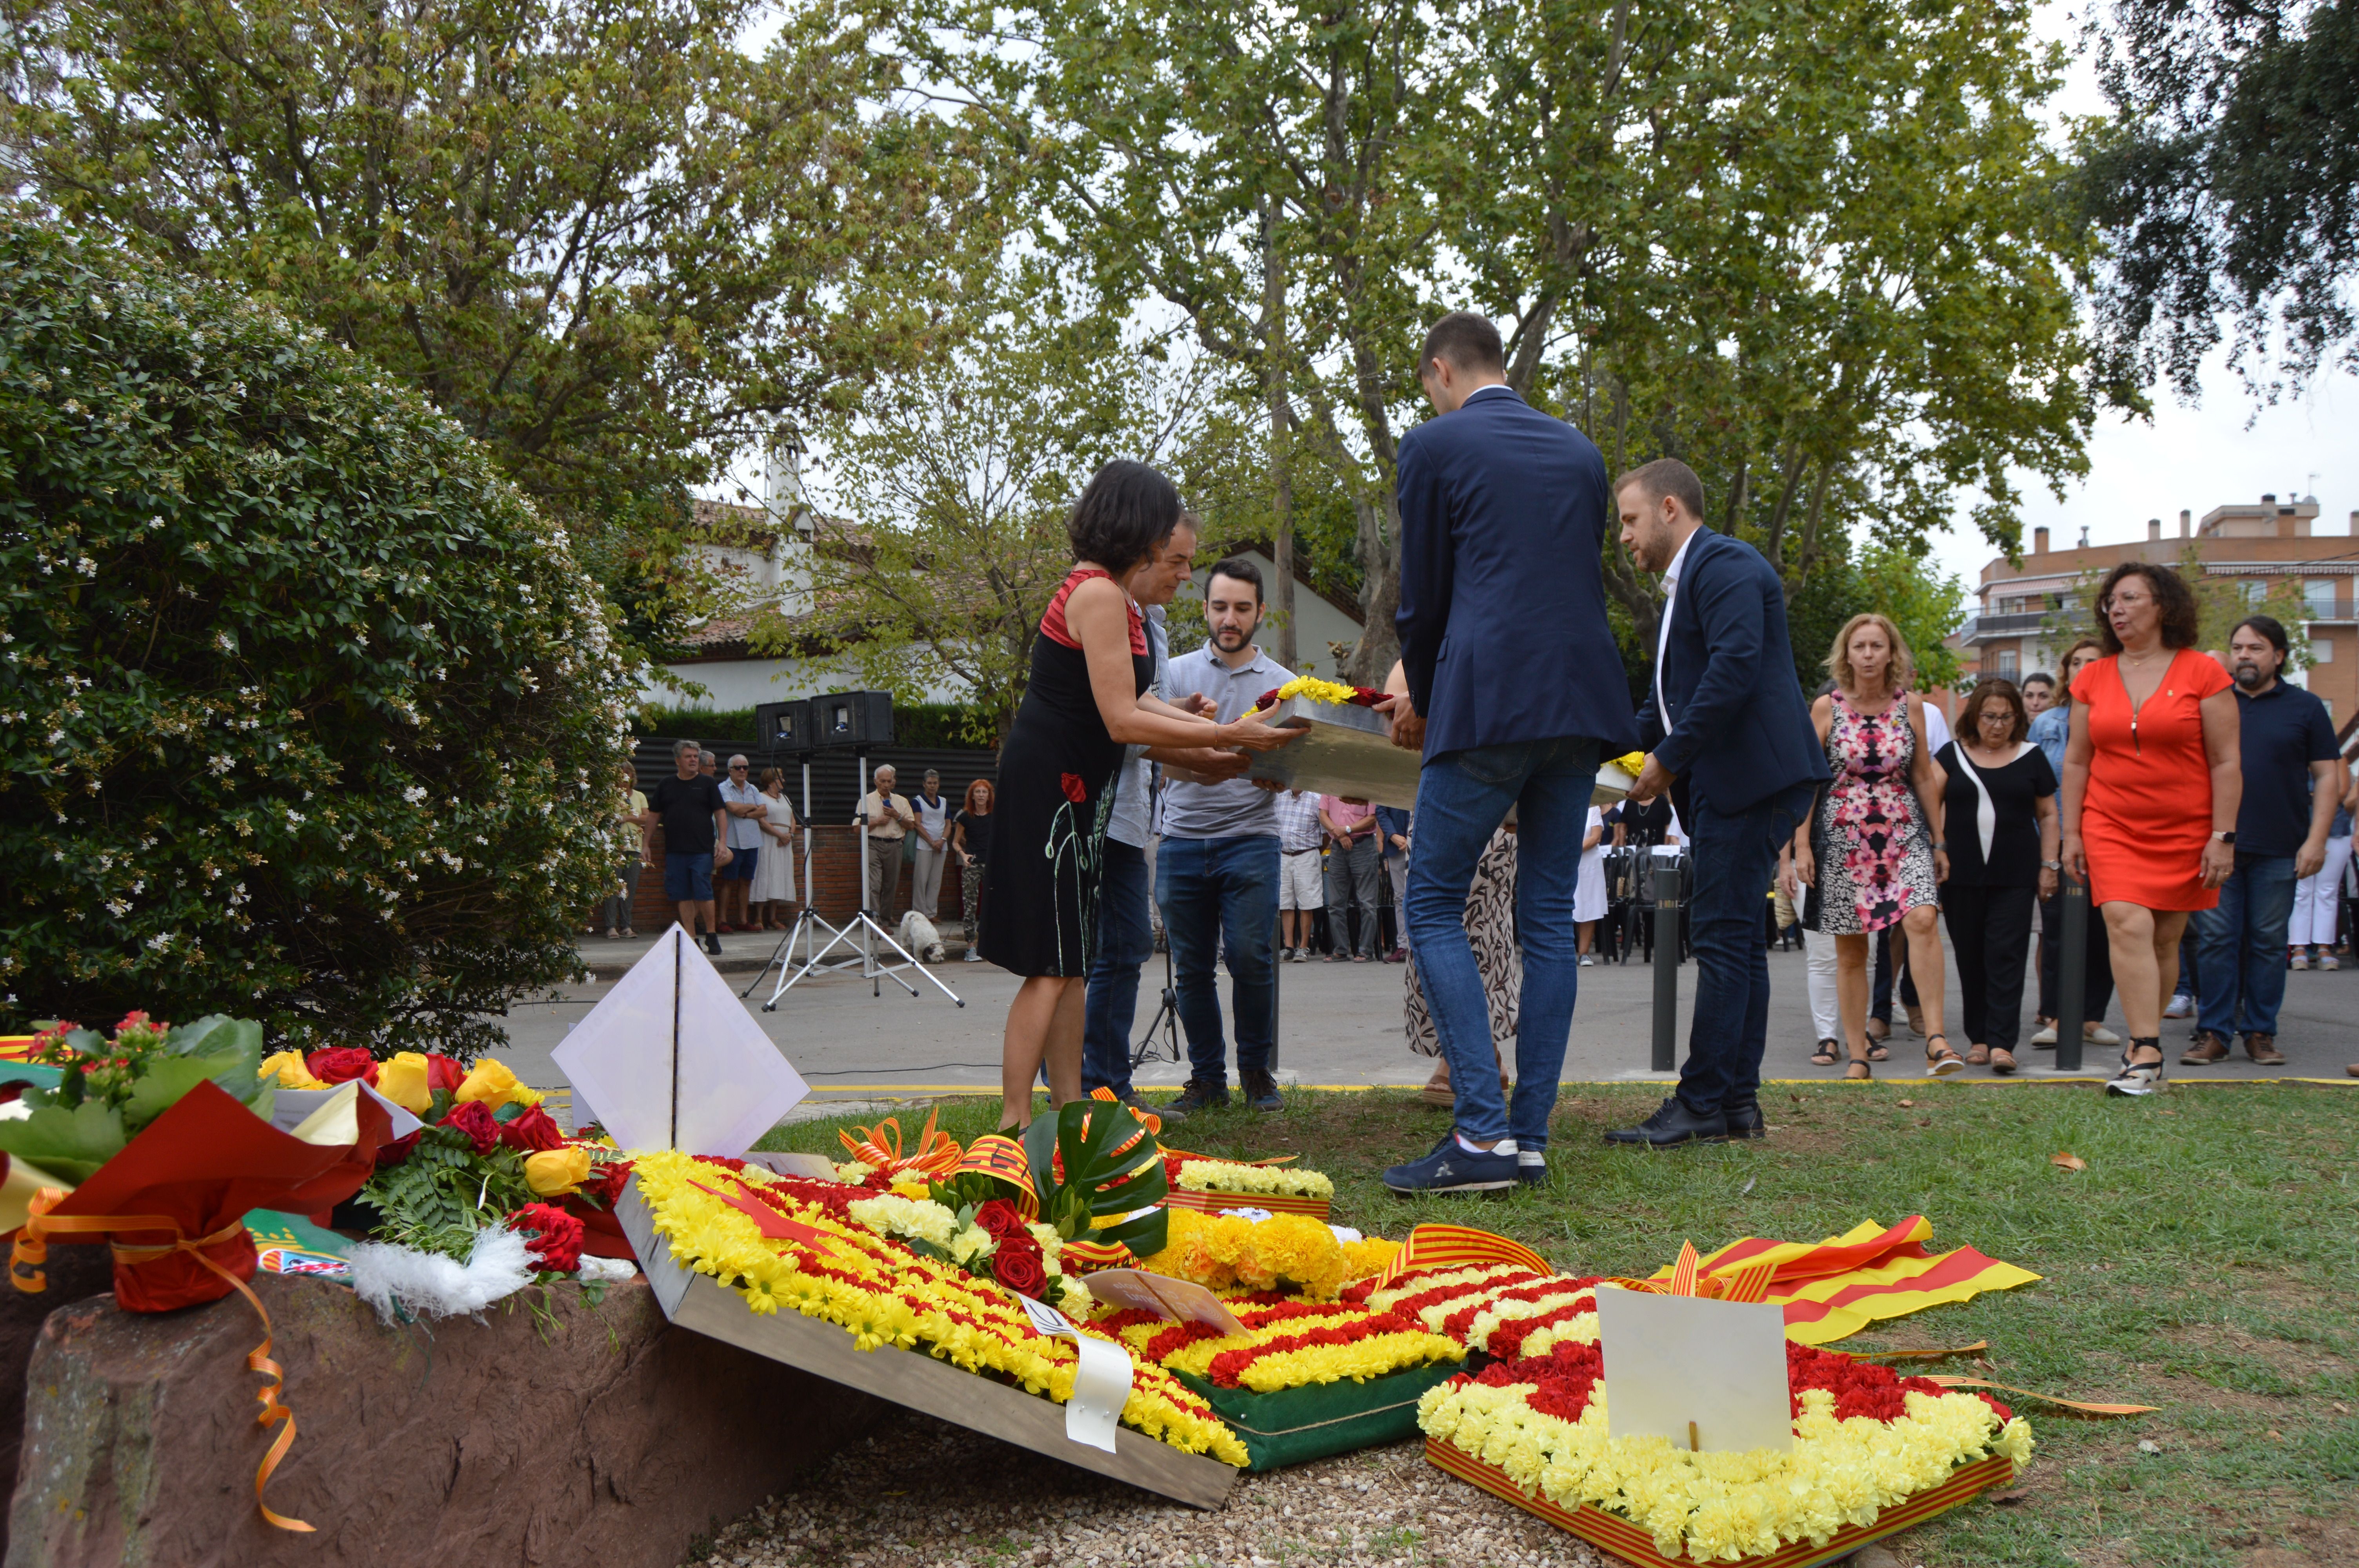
[1020,1098,1169,1257]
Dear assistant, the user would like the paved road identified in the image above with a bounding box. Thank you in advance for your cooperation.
[496,924,2359,1110]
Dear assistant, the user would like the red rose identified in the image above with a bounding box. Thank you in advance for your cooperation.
[1059,772,1087,804]
[439,1099,501,1155]
[426,1053,467,1093]
[499,1104,566,1153]
[972,1199,1026,1240]
[507,1202,584,1273]
[374,1130,421,1168]
[991,1235,1048,1298]
[306,1047,378,1085]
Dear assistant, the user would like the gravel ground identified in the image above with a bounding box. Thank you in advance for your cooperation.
[686,1406,1616,1568]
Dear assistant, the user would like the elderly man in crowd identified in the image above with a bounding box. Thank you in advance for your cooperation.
[716,753,768,933]
[855,764,917,919]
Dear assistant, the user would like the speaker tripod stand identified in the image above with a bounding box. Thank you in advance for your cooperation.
[745,751,963,1011]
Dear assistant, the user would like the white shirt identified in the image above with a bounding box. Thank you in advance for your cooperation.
[1653,528,1699,732]
[1921,699,1952,757]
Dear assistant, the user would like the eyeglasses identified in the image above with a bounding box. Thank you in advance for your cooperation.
[729,763,748,770]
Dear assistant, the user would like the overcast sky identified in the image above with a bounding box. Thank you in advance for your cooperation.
[1931,4,2359,607]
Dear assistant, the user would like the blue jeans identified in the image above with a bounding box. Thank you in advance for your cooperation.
[1405,736,1600,1148]
[1679,782,1817,1116]
[1082,840,1155,1098]
[2194,852,2300,1037]
[1155,835,1279,1088]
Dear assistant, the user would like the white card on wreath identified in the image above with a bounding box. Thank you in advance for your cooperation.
[1596,1285,1793,1454]
[553,928,809,1156]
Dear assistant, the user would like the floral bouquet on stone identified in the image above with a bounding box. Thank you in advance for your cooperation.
[1420,1339,2032,1567]
[265,1047,628,1302]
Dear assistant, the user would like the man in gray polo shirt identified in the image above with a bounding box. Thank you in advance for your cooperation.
[1157,557,1296,1116]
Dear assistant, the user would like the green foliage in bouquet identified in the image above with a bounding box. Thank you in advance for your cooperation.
[0,1012,273,1182]
[0,212,637,1052]
[1021,1099,1169,1258]
[359,1127,537,1261]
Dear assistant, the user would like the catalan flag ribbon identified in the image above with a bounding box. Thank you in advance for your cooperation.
[949,1134,1040,1221]
[838,1107,963,1183]
[1647,1216,2042,1345]
[1372,1223,1555,1290]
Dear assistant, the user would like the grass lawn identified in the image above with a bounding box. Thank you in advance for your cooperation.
[762,1082,2359,1568]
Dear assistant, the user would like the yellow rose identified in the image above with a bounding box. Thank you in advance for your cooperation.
[525,1146,592,1197]
[373,1051,433,1114]
[454,1056,542,1109]
[258,1051,329,1091]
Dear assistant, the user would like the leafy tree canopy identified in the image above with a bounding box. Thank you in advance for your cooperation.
[2080,0,2359,401]
[1,0,1003,664]
[0,212,634,1052]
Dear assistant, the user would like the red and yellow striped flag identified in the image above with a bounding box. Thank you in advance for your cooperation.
[1648,1216,2042,1345]
[1373,1223,1554,1290]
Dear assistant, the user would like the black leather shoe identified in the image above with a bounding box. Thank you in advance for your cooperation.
[1241,1068,1285,1113]
[1156,1078,1229,1122]
[1723,1100,1767,1140]
[1604,1096,1729,1147]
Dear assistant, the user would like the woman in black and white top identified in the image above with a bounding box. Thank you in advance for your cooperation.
[1936,678,2059,1074]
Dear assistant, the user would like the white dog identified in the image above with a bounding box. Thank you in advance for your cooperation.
[896,909,947,964]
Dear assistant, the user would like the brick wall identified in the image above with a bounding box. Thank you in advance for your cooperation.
[620,825,966,928]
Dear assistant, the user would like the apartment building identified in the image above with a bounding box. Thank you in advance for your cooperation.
[1956,494,2359,725]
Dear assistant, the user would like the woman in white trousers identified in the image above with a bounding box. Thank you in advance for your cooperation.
[2290,789,2354,969]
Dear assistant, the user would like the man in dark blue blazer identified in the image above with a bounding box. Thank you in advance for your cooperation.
[1376,312,1638,1195]
[1612,459,1829,1146]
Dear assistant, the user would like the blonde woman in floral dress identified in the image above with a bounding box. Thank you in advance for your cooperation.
[1794,613,1960,1079]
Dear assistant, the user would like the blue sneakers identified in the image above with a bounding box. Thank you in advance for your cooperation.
[1381,1134,1519,1194]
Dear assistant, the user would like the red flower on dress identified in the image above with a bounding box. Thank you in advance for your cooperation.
[1060,772,1088,804]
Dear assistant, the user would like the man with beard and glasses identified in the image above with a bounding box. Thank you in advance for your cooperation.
[1155,557,1294,1118]
[2184,615,2344,1068]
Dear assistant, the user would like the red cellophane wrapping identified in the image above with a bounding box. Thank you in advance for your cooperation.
[41,1081,391,1311]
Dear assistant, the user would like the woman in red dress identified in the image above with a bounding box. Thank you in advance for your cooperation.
[2061,562,2240,1097]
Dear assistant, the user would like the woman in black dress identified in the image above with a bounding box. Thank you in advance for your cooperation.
[1935,678,2059,1074]
[983,462,1295,1130]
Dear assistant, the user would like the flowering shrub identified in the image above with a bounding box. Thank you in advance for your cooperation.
[0,213,636,1051]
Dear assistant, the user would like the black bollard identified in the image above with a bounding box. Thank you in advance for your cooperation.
[1652,848,1680,1073]
[2057,869,2088,1073]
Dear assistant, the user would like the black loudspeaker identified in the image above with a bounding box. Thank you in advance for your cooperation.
[753,699,814,754]
[813,690,894,750]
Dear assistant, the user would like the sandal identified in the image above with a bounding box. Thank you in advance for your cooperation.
[1926,1034,1967,1077]
[1964,1043,1991,1065]
[1867,1041,1891,1062]
[1845,1054,1873,1082]
[1865,1017,1892,1043]
[1810,1038,1840,1066]
[1989,1047,2018,1075]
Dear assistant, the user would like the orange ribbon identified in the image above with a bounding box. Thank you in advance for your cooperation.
[12,1194,311,1531]
[838,1108,962,1181]
[1605,1243,1780,1305]
[946,1135,1039,1220]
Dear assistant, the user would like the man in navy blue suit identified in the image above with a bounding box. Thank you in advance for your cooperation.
[1612,459,1829,1146]
[1377,313,1638,1194]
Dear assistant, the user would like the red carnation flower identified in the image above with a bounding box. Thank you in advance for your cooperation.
[972,1198,1027,1240]
[1059,772,1087,804]
[507,1202,585,1273]
[991,1231,1048,1297]
[306,1046,378,1085]
[499,1104,567,1153]
[439,1099,501,1156]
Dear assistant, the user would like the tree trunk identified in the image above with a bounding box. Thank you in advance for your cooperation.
[1262,201,1297,670]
